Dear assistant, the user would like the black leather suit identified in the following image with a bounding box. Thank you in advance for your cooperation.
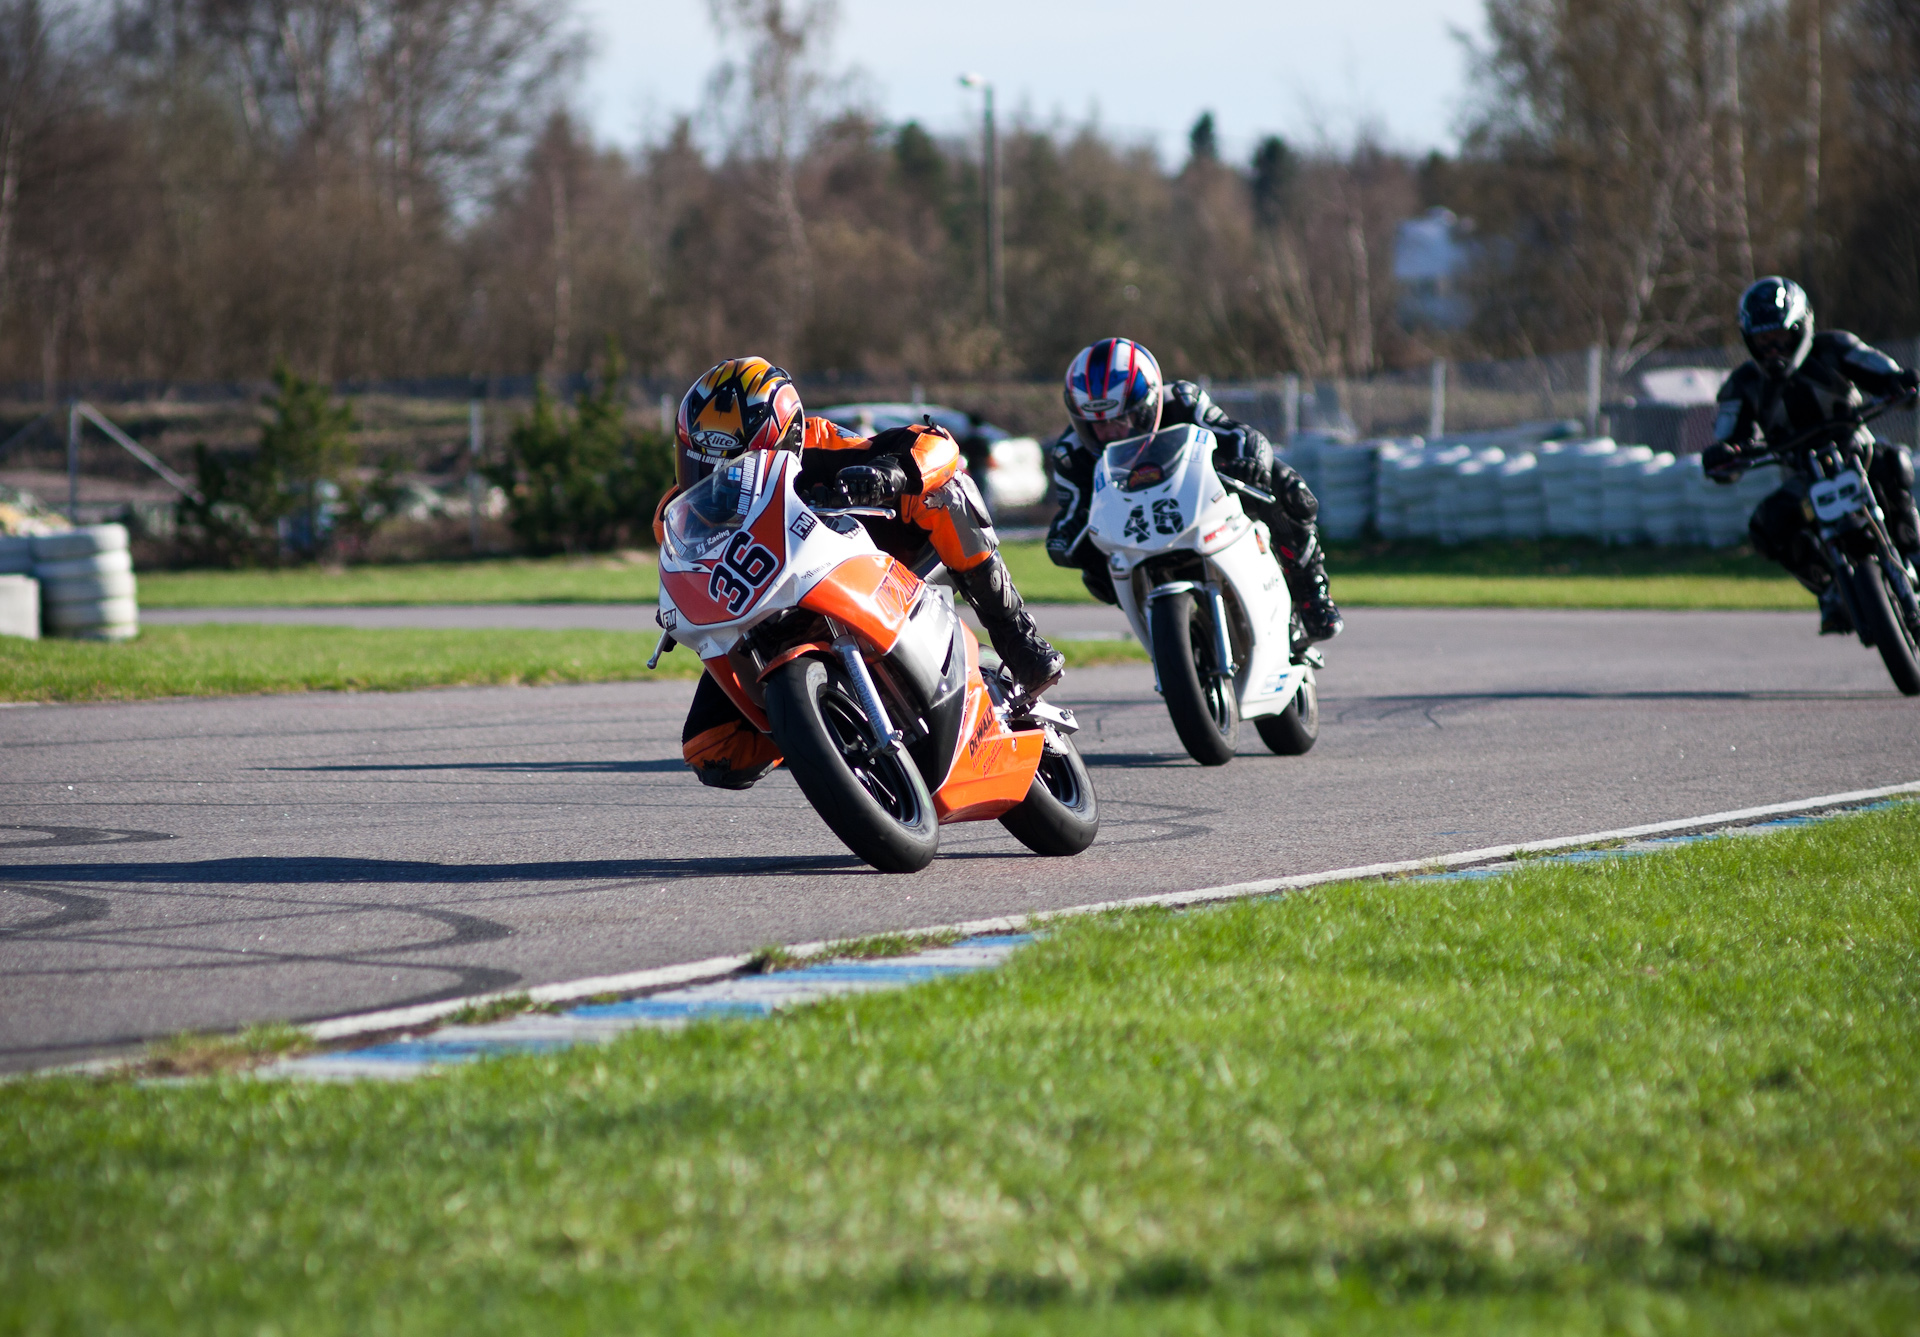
[1709,332,1920,595]
[1045,380,1322,605]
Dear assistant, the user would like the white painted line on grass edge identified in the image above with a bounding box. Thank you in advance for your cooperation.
[303,779,1920,1045]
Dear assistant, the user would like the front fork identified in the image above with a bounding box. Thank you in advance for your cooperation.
[1142,579,1238,694]
[831,632,904,757]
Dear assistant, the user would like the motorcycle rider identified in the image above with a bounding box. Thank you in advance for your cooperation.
[1703,277,1920,634]
[1044,337,1344,643]
[661,356,1065,791]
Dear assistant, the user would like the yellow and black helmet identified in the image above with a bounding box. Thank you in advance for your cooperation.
[674,357,805,490]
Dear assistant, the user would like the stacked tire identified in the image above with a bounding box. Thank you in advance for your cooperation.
[33,524,138,640]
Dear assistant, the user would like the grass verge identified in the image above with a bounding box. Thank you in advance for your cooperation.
[5,805,1916,1333]
[1005,538,1811,610]
[0,625,1140,702]
[0,624,702,702]
[137,554,660,608]
[136,540,1809,612]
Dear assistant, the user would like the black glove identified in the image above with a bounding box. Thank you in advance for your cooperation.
[1215,450,1266,489]
[1701,440,1750,483]
[1895,369,1920,401]
[836,459,908,507]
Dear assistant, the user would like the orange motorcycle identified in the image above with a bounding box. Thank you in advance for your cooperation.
[650,447,1098,872]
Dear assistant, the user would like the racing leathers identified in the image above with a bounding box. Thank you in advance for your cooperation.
[1703,331,1920,632]
[1046,378,1342,641]
[672,416,1064,790]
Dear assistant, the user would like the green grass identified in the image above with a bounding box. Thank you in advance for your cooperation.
[138,540,1811,612]
[0,624,1140,702]
[137,554,661,608]
[0,624,703,702]
[6,806,1918,1333]
[1006,538,1812,611]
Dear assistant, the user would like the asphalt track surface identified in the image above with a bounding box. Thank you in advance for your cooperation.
[5,607,1917,1072]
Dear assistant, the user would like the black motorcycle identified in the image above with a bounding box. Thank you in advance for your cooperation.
[1739,394,1920,696]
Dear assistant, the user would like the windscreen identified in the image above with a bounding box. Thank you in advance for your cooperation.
[663,460,756,561]
[1103,425,1199,490]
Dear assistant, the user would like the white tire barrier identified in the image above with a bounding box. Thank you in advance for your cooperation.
[29,524,138,639]
[0,534,33,575]
[1497,453,1546,540]
[30,525,128,562]
[1282,429,1797,548]
[0,574,38,639]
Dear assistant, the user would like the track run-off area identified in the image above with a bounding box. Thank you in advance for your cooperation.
[3,606,1917,1073]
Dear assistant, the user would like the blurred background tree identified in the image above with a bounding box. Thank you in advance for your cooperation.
[1,0,1917,393]
[482,349,674,554]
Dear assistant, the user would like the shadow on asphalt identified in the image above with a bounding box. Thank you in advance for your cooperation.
[0,843,1071,886]
[262,759,688,774]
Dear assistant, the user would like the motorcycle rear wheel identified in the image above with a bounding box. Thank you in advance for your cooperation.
[766,657,941,872]
[998,735,1099,855]
[1150,589,1238,765]
[1254,671,1319,755]
[1849,559,1920,696]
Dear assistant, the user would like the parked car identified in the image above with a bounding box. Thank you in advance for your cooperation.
[814,402,1049,512]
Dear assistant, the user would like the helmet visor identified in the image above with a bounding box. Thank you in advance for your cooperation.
[1087,415,1143,444]
[1749,326,1802,359]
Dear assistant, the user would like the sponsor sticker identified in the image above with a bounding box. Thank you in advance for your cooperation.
[789,512,818,539]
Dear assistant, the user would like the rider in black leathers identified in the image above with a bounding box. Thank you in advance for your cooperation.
[1046,337,1343,642]
[1703,277,1920,634]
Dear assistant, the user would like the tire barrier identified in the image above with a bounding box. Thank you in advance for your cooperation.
[1287,435,1786,547]
[29,524,138,640]
[0,534,32,576]
[0,573,37,639]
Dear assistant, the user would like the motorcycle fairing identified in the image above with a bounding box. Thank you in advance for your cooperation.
[658,451,876,660]
[928,632,1043,822]
[797,553,920,655]
[1086,424,1305,721]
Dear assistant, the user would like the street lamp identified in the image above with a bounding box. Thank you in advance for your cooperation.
[959,73,1004,326]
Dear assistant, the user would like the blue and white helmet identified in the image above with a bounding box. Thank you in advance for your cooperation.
[1064,337,1164,450]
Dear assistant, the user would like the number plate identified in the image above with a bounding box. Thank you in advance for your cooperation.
[1810,470,1868,522]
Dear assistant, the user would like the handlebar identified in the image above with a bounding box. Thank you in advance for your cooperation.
[815,505,899,520]
[1746,391,1917,467]
[1220,474,1276,506]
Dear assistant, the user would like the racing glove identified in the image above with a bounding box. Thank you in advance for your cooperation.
[1895,369,1920,401]
[1701,440,1753,483]
[836,458,909,508]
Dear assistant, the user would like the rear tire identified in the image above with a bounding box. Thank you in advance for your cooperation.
[1849,560,1920,696]
[1255,672,1319,755]
[766,658,941,872]
[1150,590,1238,765]
[998,735,1099,855]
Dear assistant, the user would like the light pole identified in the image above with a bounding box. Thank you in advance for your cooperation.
[959,73,1003,326]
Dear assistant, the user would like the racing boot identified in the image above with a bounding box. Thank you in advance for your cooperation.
[1282,534,1344,644]
[953,551,1065,696]
[1818,586,1855,637]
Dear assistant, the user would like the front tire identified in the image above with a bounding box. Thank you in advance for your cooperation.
[1150,590,1238,765]
[1255,671,1319,755]
[998,735,1099,855]
[766,658,941,872]
[1848,559,1920,696]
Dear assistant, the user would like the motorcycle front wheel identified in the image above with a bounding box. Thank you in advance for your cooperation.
[1255,670,1319,755]
[1848,559,1920,696]
[998,734,1099,855]
[1150,589,1238,765]
[766,657,941,872]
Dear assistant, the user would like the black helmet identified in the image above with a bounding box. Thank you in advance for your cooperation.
[1739,277,1814,379]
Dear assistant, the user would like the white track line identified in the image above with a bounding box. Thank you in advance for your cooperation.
[307,779,1920,1044]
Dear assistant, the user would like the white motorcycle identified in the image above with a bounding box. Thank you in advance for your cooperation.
[1084,423,1321,765]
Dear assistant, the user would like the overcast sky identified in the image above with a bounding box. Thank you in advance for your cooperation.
[572,0,1490,164]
